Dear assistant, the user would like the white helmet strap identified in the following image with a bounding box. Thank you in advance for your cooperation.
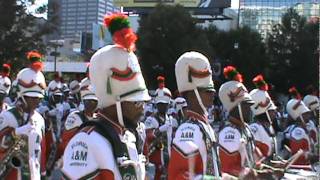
[266,111,272,124]
[116,99,125,127]
[238,103,245,124]
[194,88,208,117]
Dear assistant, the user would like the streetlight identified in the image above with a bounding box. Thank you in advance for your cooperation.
[49,40,64,72]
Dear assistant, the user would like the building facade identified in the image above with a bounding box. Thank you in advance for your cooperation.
[239,0,319,39]
[49,0,119,39]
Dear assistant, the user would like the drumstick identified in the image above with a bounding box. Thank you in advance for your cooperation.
[284,149,304,170]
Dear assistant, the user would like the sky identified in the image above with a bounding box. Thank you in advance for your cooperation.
[29,0,240,19]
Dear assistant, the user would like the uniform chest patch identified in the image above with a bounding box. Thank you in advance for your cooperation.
[223,130,236,142]
[293,129,303,138]
[250,125,258,134]
[69,141,89,167]
[179,126,195,141]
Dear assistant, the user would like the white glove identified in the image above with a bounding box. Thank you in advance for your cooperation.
[15,123,35,136]
[159,122,171,132]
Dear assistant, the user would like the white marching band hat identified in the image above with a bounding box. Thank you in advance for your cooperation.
[286,99,310,120]
[0,76,11,95]
[89,13,150,126]
[219,66,253,112]
[155,87,171,104]
[175,51,215,115]
[303,95,319,111]
[16,68,46,98]
[286,87,310,120]
[250,75,276,116]
[69,80,80,95]
[80,77,98,101]
[175,97,187,111]
[175,51,214,93]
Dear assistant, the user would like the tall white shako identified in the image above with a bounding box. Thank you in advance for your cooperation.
[286,87,312,165]
[218,66,256,176]
[17,51,46,99]
[302,88,319,145]
[303,95,319,112]
[0,64,12,111]
[62,13,150,180]
[303,85,319,115]
[249,74,277,158]
[0,50,47,179]
[168,51,219,179]
[47,73,62,97]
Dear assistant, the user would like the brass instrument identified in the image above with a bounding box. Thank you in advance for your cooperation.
[0,135,28,178]
[147,131,166,157]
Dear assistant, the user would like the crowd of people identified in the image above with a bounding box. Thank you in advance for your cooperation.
[0,13,319,180]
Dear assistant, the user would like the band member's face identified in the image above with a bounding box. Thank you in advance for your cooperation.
[301,111,311,123]
[156,103,168,114]
[63,92,69,99]
[268,109,277,121]
[24,96,41,112]
[122,101,145,124]
[240,101,253,123]
[199,89,214,109]
[83,99,98,113]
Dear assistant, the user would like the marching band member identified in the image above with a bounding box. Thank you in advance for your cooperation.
[0,64,11,112]
[62,13,149,179]
[286,87,317,167]
[174,97,188,125]
[59,82,98,156]
[303,86,319,147]
[249,75,279,160]
[218,66,281,179]
[168,51,220,179]
[47,73,62,97]
[37,85,64,174]
[145,88,176,180]
[0,51,46,179]
[69,80,81,112]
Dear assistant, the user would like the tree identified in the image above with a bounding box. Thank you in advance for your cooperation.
[137,4,211,91]
[0,0,59,75]
[267,8,319,93]
[205,26,268,88]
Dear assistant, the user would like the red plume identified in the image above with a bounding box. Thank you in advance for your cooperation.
[252,74,269,91]
[27,51,42,61]
[157,76,165,89]
[223,66,243,82]
[289,86,301,100]
[113,28,137,51]
[30,61,44,72]
[103,13,127,27]
[1,64,11,77]
[104,13,137,51]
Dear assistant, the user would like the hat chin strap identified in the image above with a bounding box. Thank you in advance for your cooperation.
[194,88,208,117]
[116,100,125,127]
[237,103,245,125]
[266,111,272,125]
